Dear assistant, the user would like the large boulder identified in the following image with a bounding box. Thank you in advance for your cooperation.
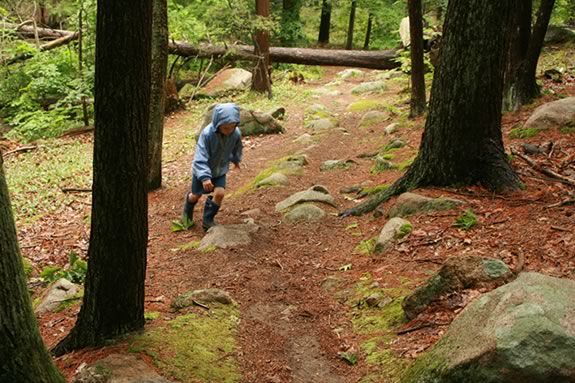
[403,273,575,383]
[402,256,513,320]
[523,97,575,131]
[73,354,175,383]
[387,192,463,218]
[198,104,285,137]
[197,68,252,97]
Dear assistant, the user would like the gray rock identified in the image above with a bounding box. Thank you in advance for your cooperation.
[172,288,234,309]
[375,217,412,253]
[385,138,405,150]
[293,133,317,145]
[197,104,285,138]
[312,87,342,97]
[359,111,388,127]
[199,223,259,250]
[305,117,338,132]
[284,204,326,223]
[384,123,399,135]
[372,156,397,173]
[275,185,335,212]
[276,155,308,171]
[387,192,463,218]
[545,25,575,44]
[337,68,364,80]
[523,97,575,131]
[198,68,252,97]
[35,278,80,314]
[351,81,388,95]
[256,172,289,188]
[320,159,355,171]
[403,273,575,383]
[73,354,175,383]
[402,256,513,320]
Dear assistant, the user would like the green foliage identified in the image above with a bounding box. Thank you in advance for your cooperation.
[22,257,34,278]
[355,237,377,255]
[453,209,478,230]
[398,223,413,238]
[40,252,87,284]
[509,127,540,139]
[171,216,194,232]
[339,351,359,365]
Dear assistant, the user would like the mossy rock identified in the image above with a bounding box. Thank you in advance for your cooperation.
[371,156,397,174]
[172,288,235,310]
[351,81,388,95]
[359,111,389,128]
[402,256,513,320]
[347,99,385,113]
[387,192,463,218]
[402,273,575,383]
[320,159,355,171]
[130,306,241,383]
[375,217,412,253]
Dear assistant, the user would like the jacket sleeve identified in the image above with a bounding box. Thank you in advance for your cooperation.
[230,132,243,165]
[193,132,212,181]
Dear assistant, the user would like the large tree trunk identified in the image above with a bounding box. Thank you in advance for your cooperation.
[502,0,532,112]
[318,0,331,45]
[341,0,522,217]
[346,0,357,50]
[252,0,272,96]
[52,0,152,355]
[148,0,168,190]
[363,13,373,50]
[514,0,556,107]
[0,155,65,382]
[408,0,426,117]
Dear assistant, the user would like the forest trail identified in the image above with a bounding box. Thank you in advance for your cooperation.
[39,65,575,382]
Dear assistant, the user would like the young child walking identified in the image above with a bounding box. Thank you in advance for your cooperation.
[182,103,242,230]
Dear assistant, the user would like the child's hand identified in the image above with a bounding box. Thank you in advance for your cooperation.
[202,179,214,192]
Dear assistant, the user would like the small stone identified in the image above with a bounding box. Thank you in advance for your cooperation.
[199,223,259,250]
[384,123,399,135]
[375,217,412,253]
[359,110,388,128]
[365,293,382,307]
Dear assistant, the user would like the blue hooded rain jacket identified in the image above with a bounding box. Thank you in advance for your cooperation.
[192,103,243,181]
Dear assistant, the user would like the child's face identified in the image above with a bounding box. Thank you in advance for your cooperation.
[218,123,237,136]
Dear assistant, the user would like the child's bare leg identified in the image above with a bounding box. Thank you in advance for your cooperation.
[188,193,202,204]
[213,187,225,206]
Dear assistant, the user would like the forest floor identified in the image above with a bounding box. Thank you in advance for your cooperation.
[6,43,575,383]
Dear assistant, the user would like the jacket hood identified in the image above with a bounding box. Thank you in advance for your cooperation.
[210,103,241,131]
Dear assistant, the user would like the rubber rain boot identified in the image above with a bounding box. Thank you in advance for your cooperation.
[182,192,196,229]
[202,195,220,231]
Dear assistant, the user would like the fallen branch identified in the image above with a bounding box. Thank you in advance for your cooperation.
[61,187,92,193]
[2,145,37,157]
[512,148,575,187]
[545,198,575,208]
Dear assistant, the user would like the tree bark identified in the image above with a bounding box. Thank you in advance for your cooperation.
[346,0,357,50]
[363,13,373,50]
[318,0,331,45]
[408,0,426,117]
[148,0,168,190]
[515,0,556,107]
[502,0,532,112]
[341,0,522,217]
[252,0,272,96]
[52,0,152,355]
[0,155,65,382]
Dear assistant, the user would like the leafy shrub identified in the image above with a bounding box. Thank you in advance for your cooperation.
[40,252,87,284]
[453,209,478,230]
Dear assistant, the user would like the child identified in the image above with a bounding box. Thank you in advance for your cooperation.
[182,103,242,231]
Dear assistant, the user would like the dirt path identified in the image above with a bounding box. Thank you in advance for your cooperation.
[37,63,575,382]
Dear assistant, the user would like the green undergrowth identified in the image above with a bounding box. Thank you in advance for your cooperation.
[346,274,411,382]
[453,209,478,230]
[355,237,377,255]
[4,140,92,226]
[509,127,540,139]
[130,305,241,383]
[361,184,390,197]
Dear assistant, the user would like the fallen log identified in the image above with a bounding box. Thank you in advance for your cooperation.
[168,40,400,70]
[1,23,399,70]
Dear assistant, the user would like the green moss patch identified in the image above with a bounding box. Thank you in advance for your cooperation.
[130,306,241,383]
[347,100,386,113]
[509,127,540,139]
[355,238,377,255]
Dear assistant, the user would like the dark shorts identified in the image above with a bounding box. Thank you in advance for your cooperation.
[191,174,226,195]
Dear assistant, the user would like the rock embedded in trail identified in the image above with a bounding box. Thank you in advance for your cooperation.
[384,123,399,135]
[199,223,259,250]
[284,203,326,223]
[304,104,339,132]
[275,185,336,212]
[72,354,175,383]
[256,172,289,188]
[320,159,355,171]
[374,217,412,253]
[387,192,463,218]
[523,97,575,131]
[172,288,234,310]
[337,68,364,80]
[402,255,513,320]
[403,272,575,383]
[276,154,308,172]
[351,80,388,95]
[359,110,388,128]
[293,133,317,145]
